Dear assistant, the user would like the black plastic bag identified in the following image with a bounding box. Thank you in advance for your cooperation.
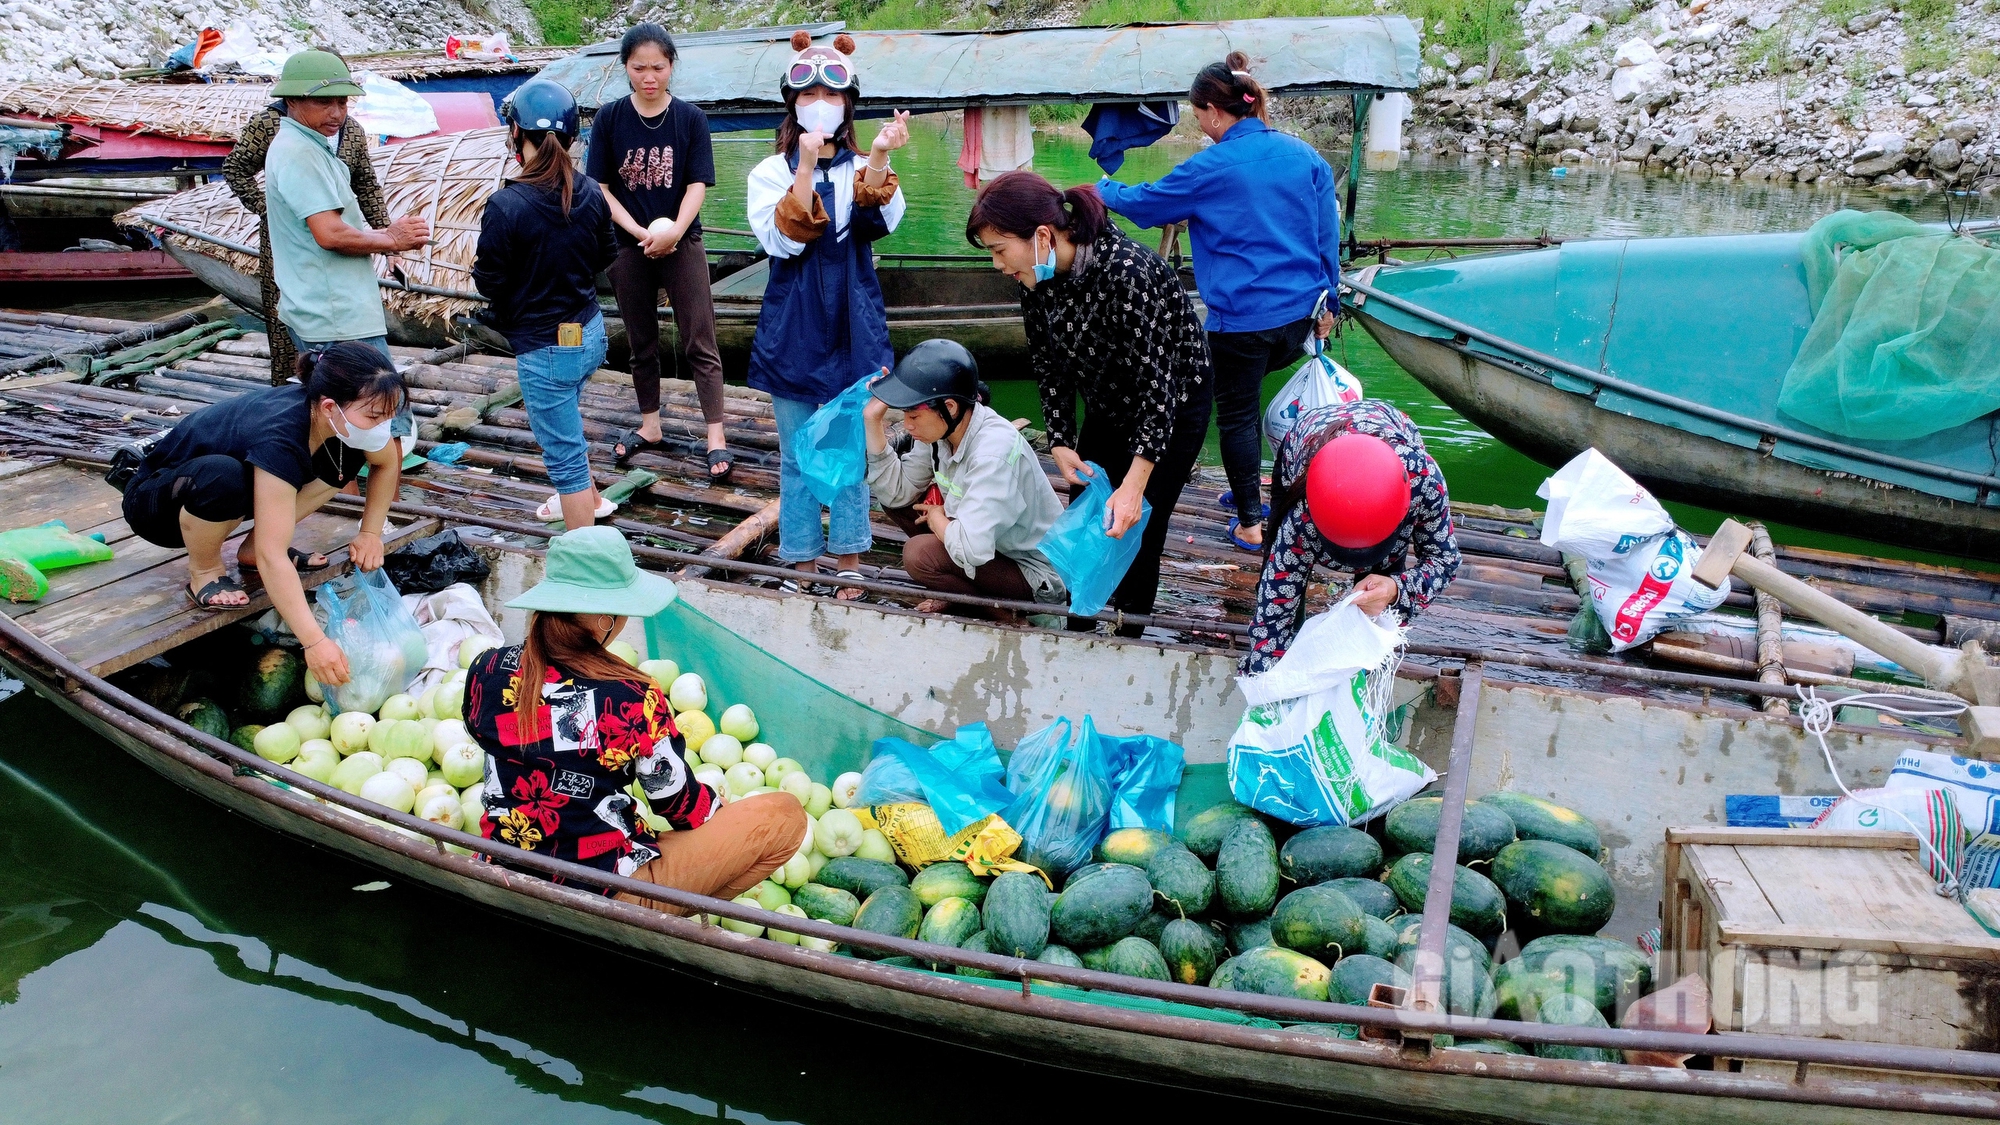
[383,529,489,595]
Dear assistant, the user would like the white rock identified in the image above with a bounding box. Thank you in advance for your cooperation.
[1748,10,1780,30]
[1611,59,1672,102]
[1906,92,1938,107]
[1613,37,1657,66]
[1545,13,1596,47]
[1853,131,1906,160]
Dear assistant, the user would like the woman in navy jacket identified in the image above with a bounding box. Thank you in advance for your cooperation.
[1098,52,1341,553]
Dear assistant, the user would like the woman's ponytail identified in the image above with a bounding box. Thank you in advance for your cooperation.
[1189,50,1268,122]
[965,172,1109,247]
[298,340,405,414]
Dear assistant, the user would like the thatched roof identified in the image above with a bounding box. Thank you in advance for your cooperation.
[0,79,275,141]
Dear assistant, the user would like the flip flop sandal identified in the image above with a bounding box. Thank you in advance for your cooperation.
[186,574,248,610]
[612,427,671,467]
[780,577,834,596]
[707,447,736,482]
[1226,519,1265,553]
[834,570,867,601]
[537,493,618,522]
[239,547,330,573]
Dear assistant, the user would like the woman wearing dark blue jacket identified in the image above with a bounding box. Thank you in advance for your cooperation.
[1098,52,1341,552]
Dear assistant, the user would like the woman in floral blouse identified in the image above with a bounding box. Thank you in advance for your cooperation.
[966,171,1214,636]
[1240,400,1461,676]
[465,527,805,907]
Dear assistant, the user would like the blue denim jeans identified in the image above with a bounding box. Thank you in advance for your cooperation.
[284,329,414,439]
[515,315,609,495]
[770,394,872,565]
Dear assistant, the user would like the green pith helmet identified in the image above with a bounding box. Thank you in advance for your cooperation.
[272,50,363,98]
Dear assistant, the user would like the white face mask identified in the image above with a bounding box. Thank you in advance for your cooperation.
[334,404,394,453]
[795,99,844,138]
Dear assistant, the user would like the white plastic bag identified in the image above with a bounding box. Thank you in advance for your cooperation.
[1226,595,1434,827]
[400,582,503,697]
[1538,448,1729,652]
[1263,346,1364,447]
[352,73,440,140]
[195,20,262,72]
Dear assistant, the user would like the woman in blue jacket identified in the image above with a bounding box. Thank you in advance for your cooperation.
[745,31,909,598]
[1098,52,1341,552]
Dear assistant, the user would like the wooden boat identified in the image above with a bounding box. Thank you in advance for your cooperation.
[1343,225,2000,561]
[0,249,191,284]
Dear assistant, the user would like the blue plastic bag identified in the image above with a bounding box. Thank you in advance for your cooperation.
[314,568,427,716]
[1041,462,1151,617]
[857,723,1013,835]
[794,374,877,507]
[1095,729,1187,833]
[1003,717,1114,878]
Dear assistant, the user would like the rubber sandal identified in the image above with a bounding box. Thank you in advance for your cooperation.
[239,547,330,573]
[186,574,248,610]
[834,570,867,602]
[707,447,735,483]
[612,427,670,467]
[1226,519,1265,553]
[537,493,617,522]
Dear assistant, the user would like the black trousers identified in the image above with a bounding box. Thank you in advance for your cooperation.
[1070,384,1214,636]
[1208,315,1312,528]
[122,455,254,549]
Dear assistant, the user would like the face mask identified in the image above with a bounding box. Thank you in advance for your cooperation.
[1032,231,1057,283]
[334,404,394,453]
[795,99,844,138]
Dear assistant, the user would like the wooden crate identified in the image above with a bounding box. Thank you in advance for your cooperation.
[1661,827,2000,1082]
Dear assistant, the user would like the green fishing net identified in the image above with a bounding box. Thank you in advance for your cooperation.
[1776,210,2000,440]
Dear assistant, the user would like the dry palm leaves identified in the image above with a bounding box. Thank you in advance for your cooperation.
[0,79,275,140]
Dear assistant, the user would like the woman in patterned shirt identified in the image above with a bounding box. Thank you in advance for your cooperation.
[966,171,1214,635]
[1240,400,1461,676]
[465,527,805,908]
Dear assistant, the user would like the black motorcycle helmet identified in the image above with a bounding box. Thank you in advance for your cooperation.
[872,339,980,430]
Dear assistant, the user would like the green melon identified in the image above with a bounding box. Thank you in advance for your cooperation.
[1097,827,1179,868]
[1529,992,1619,1063]
[1329,877,1400,919]
[1050,863,1153,949]
[1278,825,1384,884]
[1359,914,1399,959]
[1132,908,1173,944]
[1035,944,1085,969]
[174,697,230,740]
[1449,1039,1530,1056]
[1383,797,1518,862]
[1217,945,1331,1002]
[983,871,1051,959]
[814,857,910,900]
[1489,840,1616,936]
[1226,916,1275,955]
[1270,884,1370,962]
[1159,918,1223,986]
[1215,818,1279,917]
[1329,953,1412,1005]
[238,645,303,719]
[1177,802,1260,861]
[1492,963,1591,1022]
[910,861,988,907]
[1098,935,1171,982]
[1481,792,1602,859]
[1511,933,1653,1017]
[1383,853,1508,937]
[1392,918,1497,1018]
[848,885,922,958]
[229,724,263,754]
[917,896,984,968]
[1146,845,1214,918]
[957,930,998,978]
[792,883,861,927]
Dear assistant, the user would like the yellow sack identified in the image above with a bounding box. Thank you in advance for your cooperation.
[864,804,1047,886]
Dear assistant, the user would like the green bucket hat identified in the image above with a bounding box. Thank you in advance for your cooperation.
[506,526,677,617]
[272,50,364,98]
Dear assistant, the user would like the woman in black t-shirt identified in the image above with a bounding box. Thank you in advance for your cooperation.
[584,23,734,483]
[121,342,406,689]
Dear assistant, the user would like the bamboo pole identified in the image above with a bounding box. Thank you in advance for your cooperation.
[1748,522,1791,715]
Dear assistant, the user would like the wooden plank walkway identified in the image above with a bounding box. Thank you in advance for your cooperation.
[0,462,438,677]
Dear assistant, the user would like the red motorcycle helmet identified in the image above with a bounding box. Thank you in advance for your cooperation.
[1305,433,1410,563]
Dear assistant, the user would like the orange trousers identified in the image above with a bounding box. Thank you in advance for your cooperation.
[616,792,806,914]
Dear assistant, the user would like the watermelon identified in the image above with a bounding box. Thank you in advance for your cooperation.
[1481,792,1602,859]
[1097,827,1179,868]
[1035,944,1085,969]
[239,646,304,719]
[1215,818,1279,917]
[957,930,998,978]
[1510,934,1652,1016]
[1393,919,1497,1018]
[1383,797,1518,862]
[793,883,861,927]
[848,885,922,957]
[1270,884,1370,962]
[1159,918,1222,986]
[1392,916,1493,974]
[1450,1039,1530,1056]
[1384,854,1508,938]
[876,955,922,969]
[918,896,984,967]
[1329,953,1411,1004]
[1098,935,1171,982]
[910,861,988,907]
[1050,863,1153,949]
[1226,916,1275,955]
[1529,993,1619,1063]
[1177,802,1258,861]
[815,856,910,900]
[1490,840,1616,936]
[1329,877,1400,920]
[230,724,263,754]
[1217,946,1331,1002]
[1132,908,1173,944]
[175,698,230,740]
[1209,955,1239,990]
[1287,1022,1360,1039]
[1078,943,1119,972]
[1145,846,1214,918]
[1359,915,1399,959]
[1492,963,1588,1021]
[983,871,1051,959]
[1278,826,1383,884]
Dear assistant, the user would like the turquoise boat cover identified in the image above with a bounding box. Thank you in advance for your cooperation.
[1777,211,2000,441]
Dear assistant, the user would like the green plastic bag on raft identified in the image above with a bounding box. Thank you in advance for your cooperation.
[0,521,113,571]
[1776,210,2000,441]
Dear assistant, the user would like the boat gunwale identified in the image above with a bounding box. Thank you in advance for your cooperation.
[5,606,2000,1106]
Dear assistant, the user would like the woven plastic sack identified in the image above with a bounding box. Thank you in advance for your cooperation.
[1811,784,1965,885]
[793,375,875,506]
[1777,210,2000,440]
[1003,716,1114,878]
[1227,593,1433,827]
[1263,346,1364,447]
[1042,462,1151,617]
[314,568,427,716]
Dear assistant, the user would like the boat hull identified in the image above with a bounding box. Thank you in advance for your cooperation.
[1352,306,2000,559]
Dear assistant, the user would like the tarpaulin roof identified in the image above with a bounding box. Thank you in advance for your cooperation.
[540,18,1421,116]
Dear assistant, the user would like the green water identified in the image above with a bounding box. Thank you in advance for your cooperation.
[706,119,1972,562]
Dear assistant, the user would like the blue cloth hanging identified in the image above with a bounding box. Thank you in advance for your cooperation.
[1082,101,1180,175]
